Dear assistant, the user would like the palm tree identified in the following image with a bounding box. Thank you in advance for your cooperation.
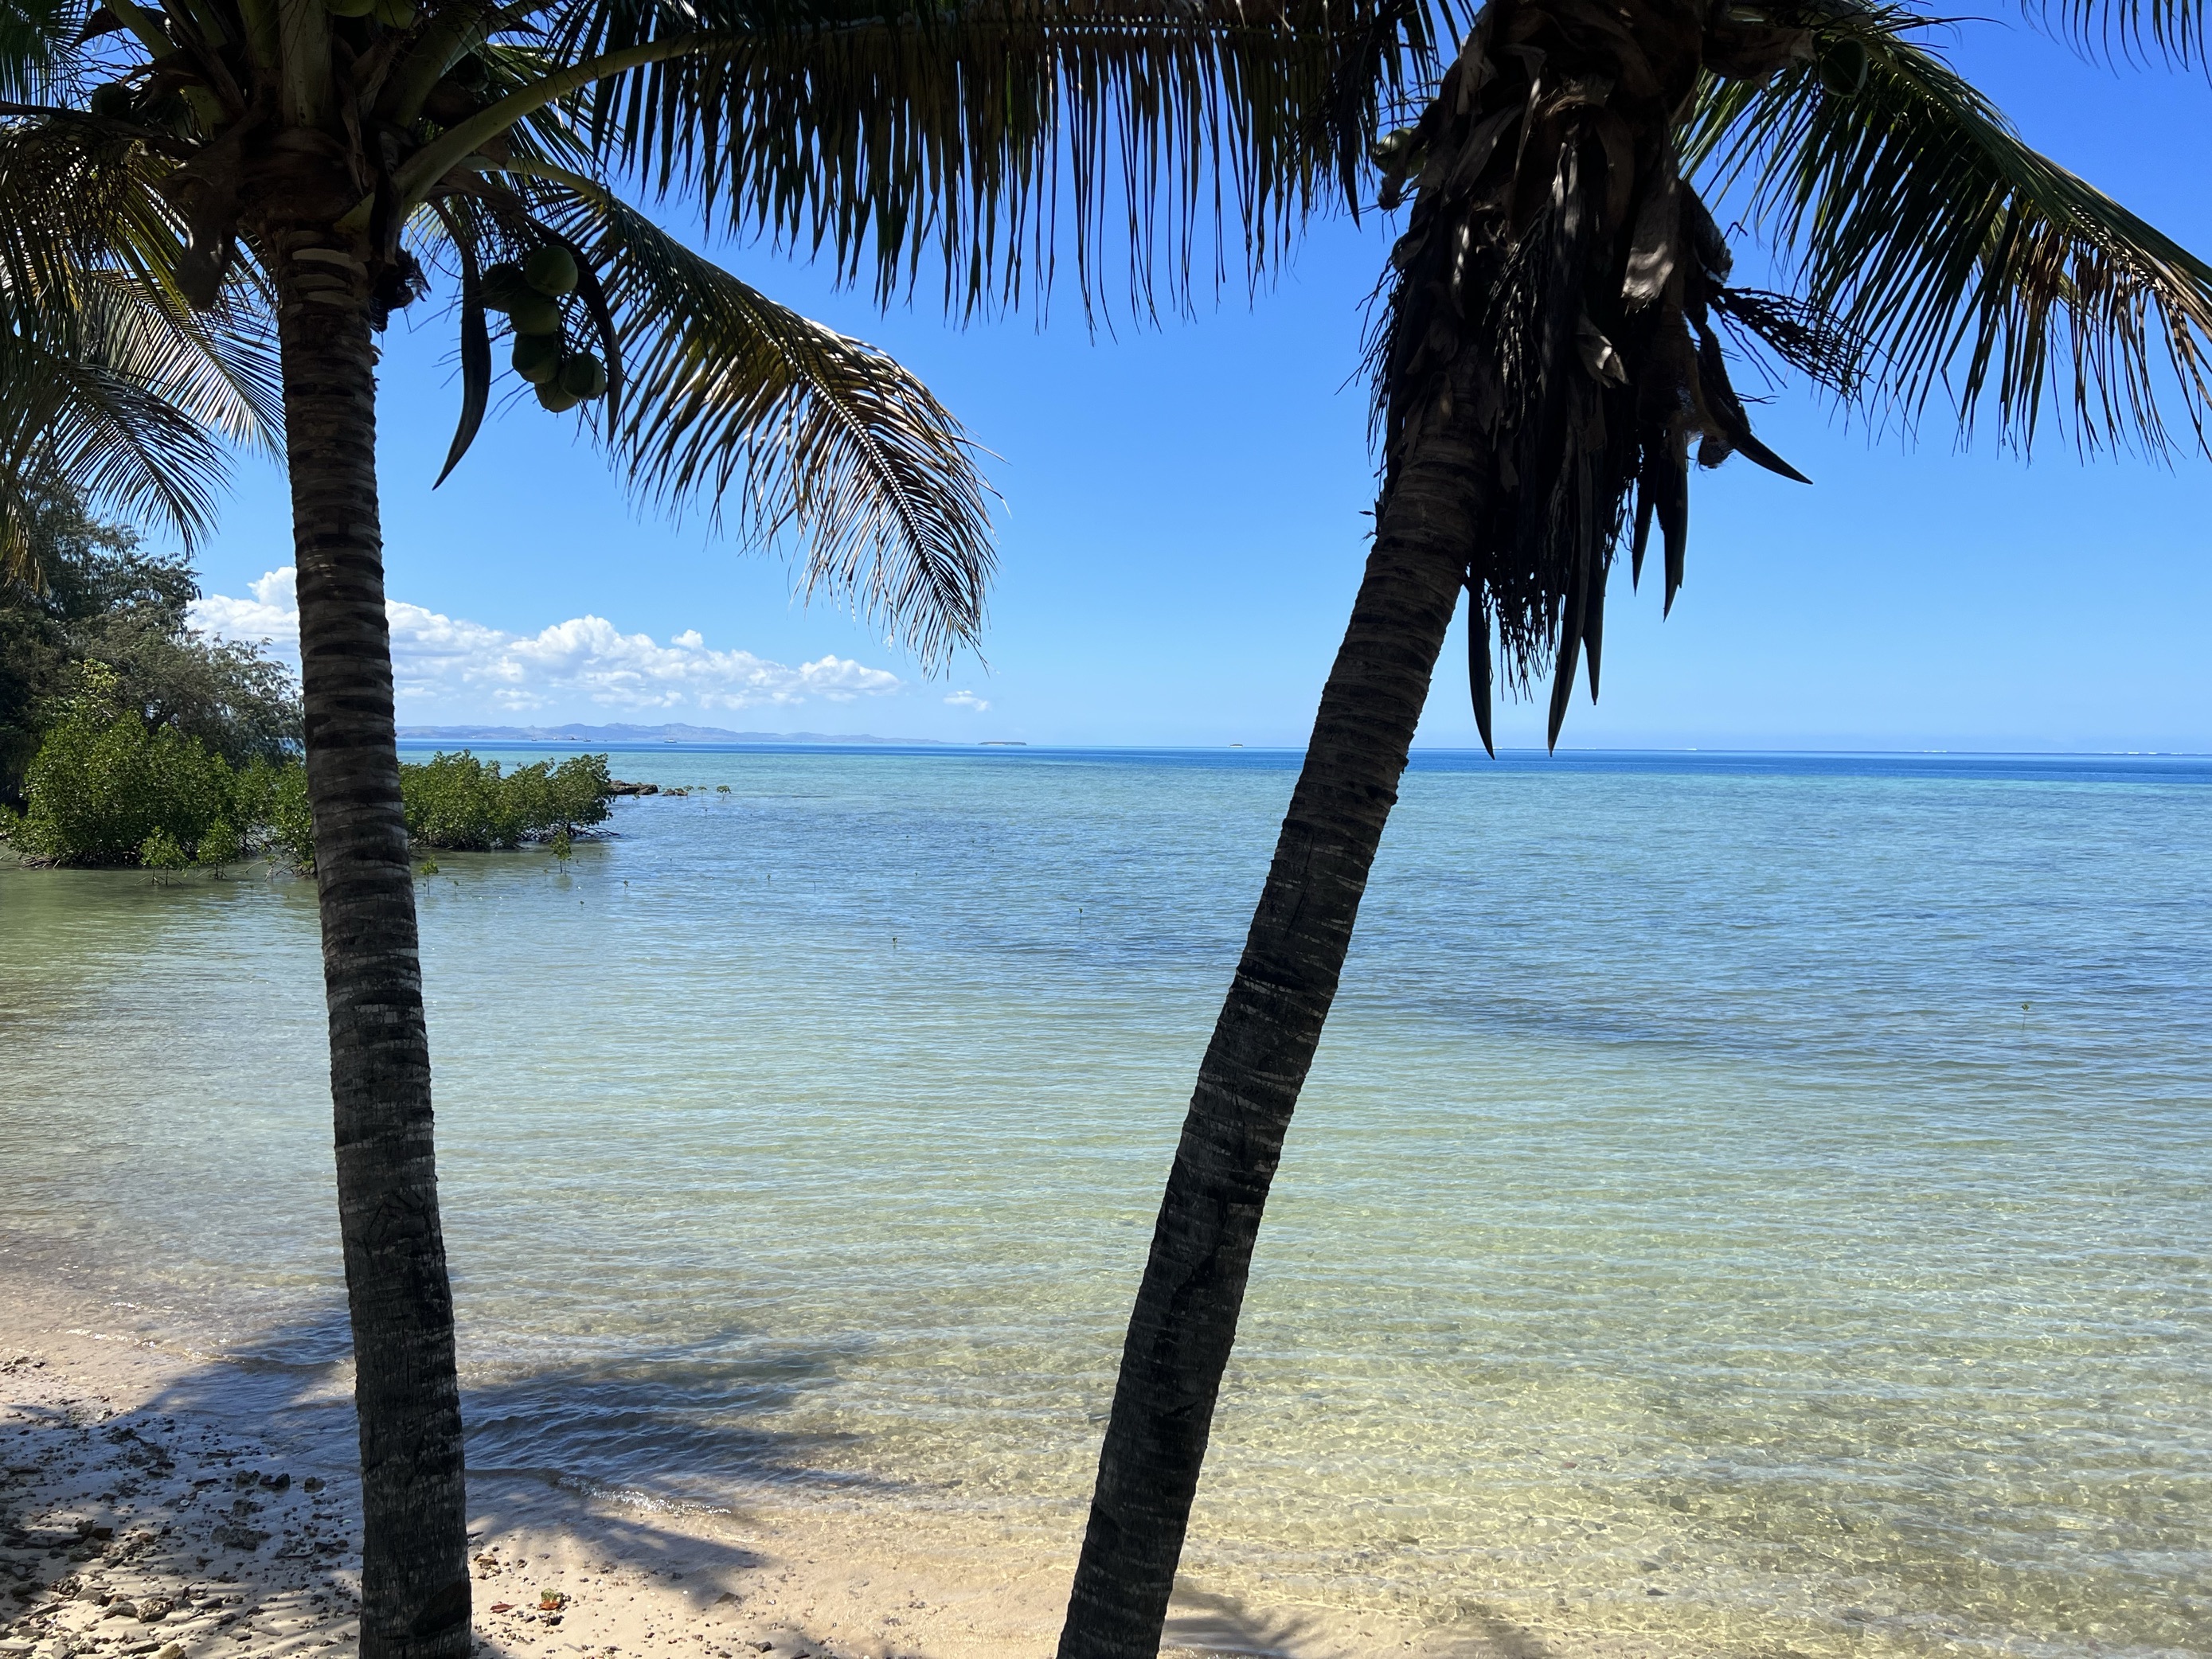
[1056,2,2212,1653]
[0,0,1428,1653]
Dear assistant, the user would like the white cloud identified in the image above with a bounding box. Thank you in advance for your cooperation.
[190,567,906,716]
[943,689,991,712]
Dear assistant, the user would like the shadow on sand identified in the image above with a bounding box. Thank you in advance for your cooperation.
[2,1308,928,1659]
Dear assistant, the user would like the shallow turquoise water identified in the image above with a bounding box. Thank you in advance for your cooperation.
[3,748,2208,1658]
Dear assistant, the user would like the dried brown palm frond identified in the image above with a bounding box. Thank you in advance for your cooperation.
[1367,0,1815,751]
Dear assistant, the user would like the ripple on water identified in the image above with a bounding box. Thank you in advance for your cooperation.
[2,747,2207,1659]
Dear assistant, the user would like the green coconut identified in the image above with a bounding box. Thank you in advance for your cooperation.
[450,52,489,89]
[88,82,135,119]
[506,291,562,336]
[523,245,579,298]
[537,383,582,414]
[480,262,530,311]
[371,0,417,25]
[322,0,375,17]
[557,353,608,401]
[511,334,562,385]
[1818,37,1869,96]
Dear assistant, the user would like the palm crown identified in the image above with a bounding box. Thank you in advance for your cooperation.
[0,0,1412,647]
[1366,0,2212,748]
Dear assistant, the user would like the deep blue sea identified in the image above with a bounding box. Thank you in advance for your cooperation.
[4,747,2207,1659]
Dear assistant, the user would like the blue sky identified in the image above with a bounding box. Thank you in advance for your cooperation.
[189,19,2212,751]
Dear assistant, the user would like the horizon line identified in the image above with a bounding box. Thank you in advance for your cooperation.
[391,737,2211,759]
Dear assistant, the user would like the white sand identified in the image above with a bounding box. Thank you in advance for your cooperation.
[0,1278,1498,1659]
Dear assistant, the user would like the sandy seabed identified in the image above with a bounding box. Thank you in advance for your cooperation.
[0,1275,1519,1659]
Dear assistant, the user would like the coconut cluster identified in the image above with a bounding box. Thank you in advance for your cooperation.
[85,80,193,132]
[483,247,609,413]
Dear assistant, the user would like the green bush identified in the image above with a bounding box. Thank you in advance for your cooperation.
[401,751,612,850]
[233,758,315,870]
[0,717,614,871]
[138,826,191,869]
[11,695,239,865]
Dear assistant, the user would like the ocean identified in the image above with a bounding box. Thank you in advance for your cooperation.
[3,746,2207,1659]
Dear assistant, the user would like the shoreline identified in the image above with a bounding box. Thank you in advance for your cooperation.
[0,1275,1502,1659]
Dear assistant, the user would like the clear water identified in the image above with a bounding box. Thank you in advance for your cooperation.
[3,748,2208,1659]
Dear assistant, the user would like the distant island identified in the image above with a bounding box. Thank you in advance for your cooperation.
[397,722,950,746]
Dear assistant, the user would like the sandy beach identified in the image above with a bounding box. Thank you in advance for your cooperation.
[0,1275,1499,1659]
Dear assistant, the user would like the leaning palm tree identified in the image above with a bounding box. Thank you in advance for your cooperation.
[0,0,1428,1653]
[1057,1,2212,1652]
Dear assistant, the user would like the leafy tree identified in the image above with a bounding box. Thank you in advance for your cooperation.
[0,0,1412,1650]
[0,485,298,799]
[1056,3,2212,1653]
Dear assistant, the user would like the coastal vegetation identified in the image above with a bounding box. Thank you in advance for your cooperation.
[0,491,610,868]
[2,714,613,869]
[1057,6,2212,1657]
[0,488,298,809]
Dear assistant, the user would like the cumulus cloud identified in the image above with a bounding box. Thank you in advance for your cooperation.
[943,689,991,712]
[190,568,906,716]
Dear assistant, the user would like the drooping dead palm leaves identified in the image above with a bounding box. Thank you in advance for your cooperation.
[1370,0,2212,751]
[1368,0,1828,748]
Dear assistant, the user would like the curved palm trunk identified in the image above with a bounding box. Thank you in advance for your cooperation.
[1058,0,1806,1639]
[1056,408,1491,1659]
[272,230,472,1659]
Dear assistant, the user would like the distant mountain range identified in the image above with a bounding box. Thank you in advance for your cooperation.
[396,722,948,746]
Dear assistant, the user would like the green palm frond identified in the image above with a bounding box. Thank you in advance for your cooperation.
[75,268,282,452]
[2029,0,2206,69]
[0,110,279,573]
[0,0,80,103]
[538,0,1447,317]
[436,166,996,665]
[0,294,237,573]
[1686,3,2212,452]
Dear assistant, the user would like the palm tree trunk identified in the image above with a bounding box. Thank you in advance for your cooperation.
[1056,405,1492,1659]
[272,229,472,1659]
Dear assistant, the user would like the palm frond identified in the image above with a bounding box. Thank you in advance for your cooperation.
[444,166,997,666]
[1686,3,2212,452]
[0,298,236,574]
[0,113,279,572]
[76,267,282,451]
[0,0,83,103]
[2026,0,2206,70]
[538,0,1452,318]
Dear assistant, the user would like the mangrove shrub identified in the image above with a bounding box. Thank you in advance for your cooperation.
[10,683,240,866]
[3,713,613,869]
